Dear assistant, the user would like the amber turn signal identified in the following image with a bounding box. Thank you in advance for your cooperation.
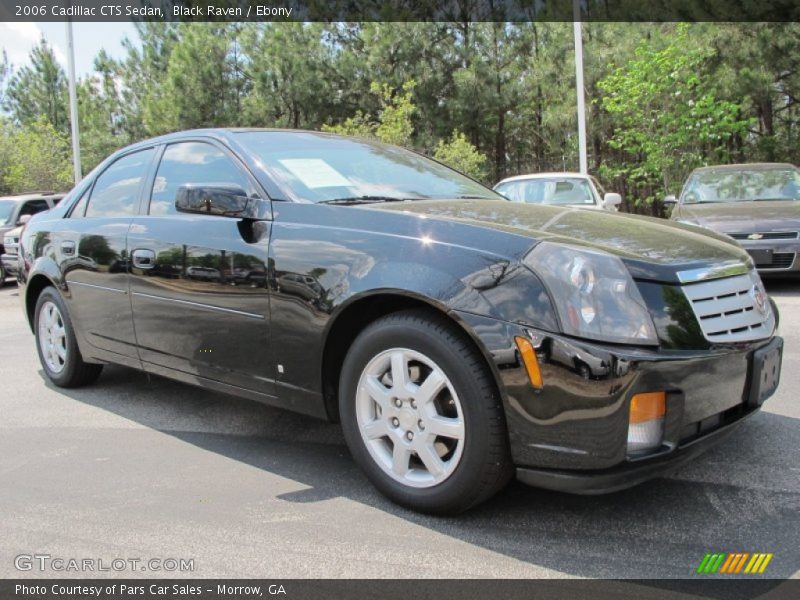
[629,391,666,424]
[515,336,543,389]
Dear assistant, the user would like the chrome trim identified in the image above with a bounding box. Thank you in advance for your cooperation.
[132,291,265,320]
[676,261,750,284]
[682,271,775,344]
[729,231,799,241]
[69,281,127,294]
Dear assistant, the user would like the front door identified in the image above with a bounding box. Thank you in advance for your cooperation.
[127,140,274,396]
[58,147,157,364]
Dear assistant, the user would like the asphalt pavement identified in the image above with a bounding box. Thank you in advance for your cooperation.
[0,279,798,580]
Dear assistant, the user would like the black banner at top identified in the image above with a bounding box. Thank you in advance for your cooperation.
[0,0,798,22]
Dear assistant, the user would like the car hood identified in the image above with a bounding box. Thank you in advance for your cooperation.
[371,199,751,282]
[676,200,800,233]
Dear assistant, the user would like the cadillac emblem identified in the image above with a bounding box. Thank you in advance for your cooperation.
[747,233,764,240]
[751,284,769,315]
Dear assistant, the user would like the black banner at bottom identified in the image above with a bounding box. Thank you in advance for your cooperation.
[2,579,798,600]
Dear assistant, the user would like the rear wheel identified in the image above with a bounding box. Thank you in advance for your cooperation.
[34,287,103,387]
[340,310,512,514]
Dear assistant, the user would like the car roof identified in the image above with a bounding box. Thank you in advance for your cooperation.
[495,172,591,185]
[691,162,797,173]
[0,192,65,202]
[119,127,353,153]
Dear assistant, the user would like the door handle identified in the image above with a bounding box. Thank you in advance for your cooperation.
[132,248,156,269]
[60,241,75,255]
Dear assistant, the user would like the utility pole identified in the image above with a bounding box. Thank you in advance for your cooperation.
[65,19,82,183]
[573,0,588,174]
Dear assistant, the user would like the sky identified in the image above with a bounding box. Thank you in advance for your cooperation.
[1,21,140,77]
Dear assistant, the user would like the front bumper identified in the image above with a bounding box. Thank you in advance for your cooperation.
[455,311,782,493]
[516,411,751,494]
[1,253,18,277]
[735,238,800,276]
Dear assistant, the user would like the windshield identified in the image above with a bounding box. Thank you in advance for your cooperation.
[236,131,501,203]
[0,200,16,224]
[681,168,800,203]
[495,177,597,205]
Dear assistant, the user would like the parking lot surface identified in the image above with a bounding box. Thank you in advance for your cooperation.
[1,280,798,579]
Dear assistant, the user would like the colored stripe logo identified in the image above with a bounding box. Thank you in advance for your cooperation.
[696,553,773,574]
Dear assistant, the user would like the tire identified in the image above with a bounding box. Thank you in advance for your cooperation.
[34,286,103,388]
[0,263,5,288]
[339,309,513,514]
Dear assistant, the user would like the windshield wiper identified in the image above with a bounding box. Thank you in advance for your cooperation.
[753,197,797,201]
[457,195,496,200]
[319,196,423,206]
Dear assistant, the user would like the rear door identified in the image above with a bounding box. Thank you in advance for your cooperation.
[127,140,275,396]
[59,147,156,364]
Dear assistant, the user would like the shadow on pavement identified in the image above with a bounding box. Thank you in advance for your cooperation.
[39,360,800,589]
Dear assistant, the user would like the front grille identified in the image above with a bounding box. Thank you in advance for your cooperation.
[729,231,798,240]
[758,252,795,269]
[683,272,775,344]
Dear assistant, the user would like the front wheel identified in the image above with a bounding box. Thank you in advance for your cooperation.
[340,310,512,514]
[34,287,103,387]
[0,263,5,287]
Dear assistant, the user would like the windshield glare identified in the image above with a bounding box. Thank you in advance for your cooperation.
[681,168,800,203]
[495,178,597,205]
[236,132,501,203]
[0,200,15,224]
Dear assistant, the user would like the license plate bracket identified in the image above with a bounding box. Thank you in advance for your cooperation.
[748,338,783,407]
[747,248,774,266]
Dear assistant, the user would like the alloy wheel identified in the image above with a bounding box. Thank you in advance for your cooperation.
[38,300,68,374]
[355,347,465,488]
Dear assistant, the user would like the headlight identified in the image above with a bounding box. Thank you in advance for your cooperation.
[524,242,658,345]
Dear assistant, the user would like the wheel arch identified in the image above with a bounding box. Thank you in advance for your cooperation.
[25,273,58,332]
[320,290,503,422]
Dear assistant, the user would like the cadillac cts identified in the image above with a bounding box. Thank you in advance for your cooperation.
[18,130,783,514]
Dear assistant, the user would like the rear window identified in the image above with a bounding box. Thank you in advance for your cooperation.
[85,148,155,217]
[682,167,800,203]
[496,178,596,205]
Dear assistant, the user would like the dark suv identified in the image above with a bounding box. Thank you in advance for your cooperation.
[0,192,64,284]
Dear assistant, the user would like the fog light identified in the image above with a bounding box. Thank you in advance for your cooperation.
[627,391,666,453]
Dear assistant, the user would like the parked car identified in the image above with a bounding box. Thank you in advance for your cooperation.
[19,130,782,514]
[0,192,64,284]
[494,172,622,211]
[667,163,800,275]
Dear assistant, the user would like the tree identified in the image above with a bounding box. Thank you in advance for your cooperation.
[322,80,416,146]
[0,50,9,107]
[2,118,73,193]
[144,23,247,133]
[597,24,753,208]
[4,40,68,133]
[433,131,489,182]
[242,23,334,128]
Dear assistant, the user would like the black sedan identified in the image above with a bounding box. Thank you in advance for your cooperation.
[18,130,783,514]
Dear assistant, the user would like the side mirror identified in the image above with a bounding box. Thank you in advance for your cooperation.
[16,214,32,227]
[602,192,622,209]
[175,184,269,219]
[663,195,678,205]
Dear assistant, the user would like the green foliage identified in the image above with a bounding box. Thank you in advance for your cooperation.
[433,131,489,182]
[144,23,247,133]
[4,40,68,134]
[598,24,754,206]
[1,118,73,193]
[323,80,416,146]
[2,22,799,213]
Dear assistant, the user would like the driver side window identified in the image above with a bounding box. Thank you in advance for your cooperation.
[149,142,253,216]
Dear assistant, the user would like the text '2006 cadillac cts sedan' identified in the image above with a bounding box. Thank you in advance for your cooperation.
[18,130,783,514]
